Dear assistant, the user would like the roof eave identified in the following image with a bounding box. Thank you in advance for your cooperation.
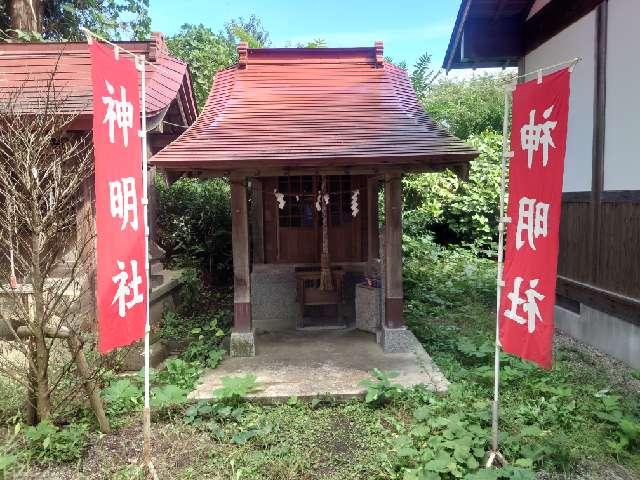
[443,0,473,71]
[150,151,479,174]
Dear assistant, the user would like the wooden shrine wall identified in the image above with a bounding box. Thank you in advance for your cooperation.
[258,175,369,264]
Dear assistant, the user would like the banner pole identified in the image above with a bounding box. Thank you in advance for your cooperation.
[487,85,513,468]
[136,55,154,476]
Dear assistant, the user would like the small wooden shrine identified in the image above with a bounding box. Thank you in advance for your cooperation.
[152,42,477,355]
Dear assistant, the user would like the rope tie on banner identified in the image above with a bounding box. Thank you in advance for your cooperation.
[80,27,169,72]
[501,57,581,86]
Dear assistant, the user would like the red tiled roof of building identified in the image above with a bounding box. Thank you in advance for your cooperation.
[0,33,197,126]
[151,43,477,173]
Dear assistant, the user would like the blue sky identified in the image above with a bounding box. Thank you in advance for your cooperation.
[150,0,460,70]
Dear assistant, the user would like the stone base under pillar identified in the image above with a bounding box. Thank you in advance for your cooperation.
[230,330,256,357]
[380,326,417,353]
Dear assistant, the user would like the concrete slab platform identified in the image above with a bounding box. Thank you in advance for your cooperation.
[190,329,449,402]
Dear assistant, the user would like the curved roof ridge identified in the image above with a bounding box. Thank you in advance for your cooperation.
[169,67,237,145]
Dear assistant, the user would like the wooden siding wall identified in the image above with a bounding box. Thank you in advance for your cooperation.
[557,196,592,283]
[559,193,640,299]
[556,2,640,326]
[557,193,640,325]
[596,198,640,299]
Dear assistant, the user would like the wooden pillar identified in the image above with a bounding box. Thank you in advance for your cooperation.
[383,173,404,329]
[231,176,251,332]
[366,176,380,276]
[77,177,96,331]
[250,178,265,264]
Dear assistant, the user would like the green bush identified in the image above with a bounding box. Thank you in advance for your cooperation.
[155,358,202,391]
[101,378,143,417]
[155,176,232,285]
[213,374,260,405]
[159,269,231,368]
[181,314,227,369]
[422,74,509,141]
[23,420,88,464]
[360,369,403,406]
[403,233,496,317]
[403,131,503,252]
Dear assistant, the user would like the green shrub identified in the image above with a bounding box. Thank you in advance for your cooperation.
[0,453,18,477]
[150,384,188,409]
[155,358,202,391]
[158,269,230,369]
[0,423,22,477]
[181,312,227,369]
[23,420,88,463]
[101,378,143,416]
[0,376,24,427]
[403,233,496,320]
[360,369,403,406]
[421,74,508,141]
[213,374,259,405]
[156,176,232,284]
[403,131,503,252]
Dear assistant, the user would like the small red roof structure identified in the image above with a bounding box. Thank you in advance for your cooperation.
[0,33,197,132]
[151,42,477,174]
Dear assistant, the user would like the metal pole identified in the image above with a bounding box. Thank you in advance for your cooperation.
[136,55,152,472]
[487,85,512,468]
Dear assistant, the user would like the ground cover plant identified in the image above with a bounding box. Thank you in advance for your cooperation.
[2,234,638,479]
[403,234,640,478]
[158,268,231,368]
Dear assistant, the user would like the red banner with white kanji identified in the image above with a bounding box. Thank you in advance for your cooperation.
[90,42,147,354]
[499,68,571,369]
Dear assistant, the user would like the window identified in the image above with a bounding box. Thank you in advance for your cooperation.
[328,175,353,226]
[278,176,316,228]
[277,175,354,228]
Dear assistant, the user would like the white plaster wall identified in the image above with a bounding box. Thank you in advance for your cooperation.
[604,0,640,191]
[524,12,596,192]
[556,304,640,368]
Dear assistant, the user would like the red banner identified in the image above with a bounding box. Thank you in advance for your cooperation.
[499,68,571,369]
[90,42,147,354]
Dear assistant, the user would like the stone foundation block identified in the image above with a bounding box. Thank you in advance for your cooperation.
[355,284,381,333]
[380,326,416,353]
[230,330,256,357]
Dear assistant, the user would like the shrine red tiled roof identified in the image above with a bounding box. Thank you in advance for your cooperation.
[0,33,197,126]
[151,43,477,173]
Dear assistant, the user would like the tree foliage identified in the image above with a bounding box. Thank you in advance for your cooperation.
[0,0,150,41]
[166,17,268,109]
[389,51,510,250]
[422,73,509,141]
[155,176,232,285]
[403,131,503,252]
[224,15,269,48]
[166,24,236,109]
[410,52,440,103]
